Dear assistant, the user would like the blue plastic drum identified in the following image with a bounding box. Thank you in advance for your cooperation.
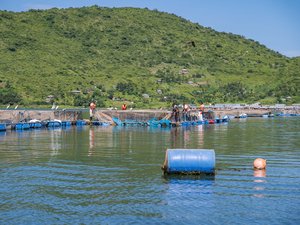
[0,123,6,131]
[166,149,215,174]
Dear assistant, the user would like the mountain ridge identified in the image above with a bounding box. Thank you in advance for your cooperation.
[0,6,299,108]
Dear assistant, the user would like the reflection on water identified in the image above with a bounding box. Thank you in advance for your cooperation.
[253,169,267,198]
[88,128,94,156]
[196,124,204,146]
[0,118,300,224]
[254,169,266,178]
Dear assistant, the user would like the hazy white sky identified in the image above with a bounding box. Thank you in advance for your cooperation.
[1,0,299,57]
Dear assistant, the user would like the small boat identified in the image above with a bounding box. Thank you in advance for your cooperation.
[238,113,247,118]
[29,119,43,128]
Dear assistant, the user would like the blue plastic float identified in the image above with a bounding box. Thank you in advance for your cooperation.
[47,120,61,127]
[76,120,86,126]
[15,123,30,130]
[159,119,171,127]
[29,122,43,128]
[112,117,123,126]
[91,121,102,126]
[62,121,72,126]
[162,149,215,174]
[0,123,6,131]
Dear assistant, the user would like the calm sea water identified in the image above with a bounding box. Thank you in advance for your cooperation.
[0,118,299,225]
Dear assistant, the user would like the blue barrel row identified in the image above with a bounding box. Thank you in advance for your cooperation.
[0,120,110,131]
[112,117,230,127]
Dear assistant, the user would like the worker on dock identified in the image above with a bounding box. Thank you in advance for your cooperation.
[89,101,96,121]
[172,104,180,122]
[199,101,205,112]
[122,103,127,110]
[182,103,190,121]
[198,101,205,121]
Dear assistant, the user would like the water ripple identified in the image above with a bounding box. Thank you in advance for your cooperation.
[1,118,300,224]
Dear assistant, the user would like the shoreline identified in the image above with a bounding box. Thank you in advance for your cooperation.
[1,106,300,124]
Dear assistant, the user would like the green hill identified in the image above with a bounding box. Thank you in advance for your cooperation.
[0,6,299,108]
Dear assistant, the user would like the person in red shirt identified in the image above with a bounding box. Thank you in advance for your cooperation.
[89,101,96,121]
[121,103,127,110]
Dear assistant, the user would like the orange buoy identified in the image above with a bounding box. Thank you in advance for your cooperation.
[253,158,267,170]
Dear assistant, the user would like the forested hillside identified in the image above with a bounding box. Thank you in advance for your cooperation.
[0,6,299,108]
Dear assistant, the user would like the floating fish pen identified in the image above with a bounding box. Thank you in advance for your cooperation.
[180,120,208,126]
[112,117,172,127]
[112,116,229,127]
[1,108,231,132]
[103,109,231,128]
[123,119,149,126]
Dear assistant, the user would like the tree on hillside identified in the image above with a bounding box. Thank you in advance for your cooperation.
[0,82,22,105]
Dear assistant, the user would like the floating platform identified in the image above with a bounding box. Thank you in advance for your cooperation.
[112,117,229,127]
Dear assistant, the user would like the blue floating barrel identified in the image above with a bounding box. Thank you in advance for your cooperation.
[29,122,42,128]
[62,121,72,126]
[148,118,160,126]
[164,149,215,174]
[112,117,123,126]
[0,123,6,131]
[159,119,171,127]
[47,120,61,127]
[76,120,86,126]
[91,121,102,126]
[15,123,30,130]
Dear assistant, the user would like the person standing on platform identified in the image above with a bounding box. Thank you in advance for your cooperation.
[199,101,205,121]
[172,104,180,122]
[183,103,190,121]
[199,101,205,112]
[122,103,127,110]
[89,101,96,121]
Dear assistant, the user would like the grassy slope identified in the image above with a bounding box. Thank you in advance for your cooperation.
[0,6,299,108]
